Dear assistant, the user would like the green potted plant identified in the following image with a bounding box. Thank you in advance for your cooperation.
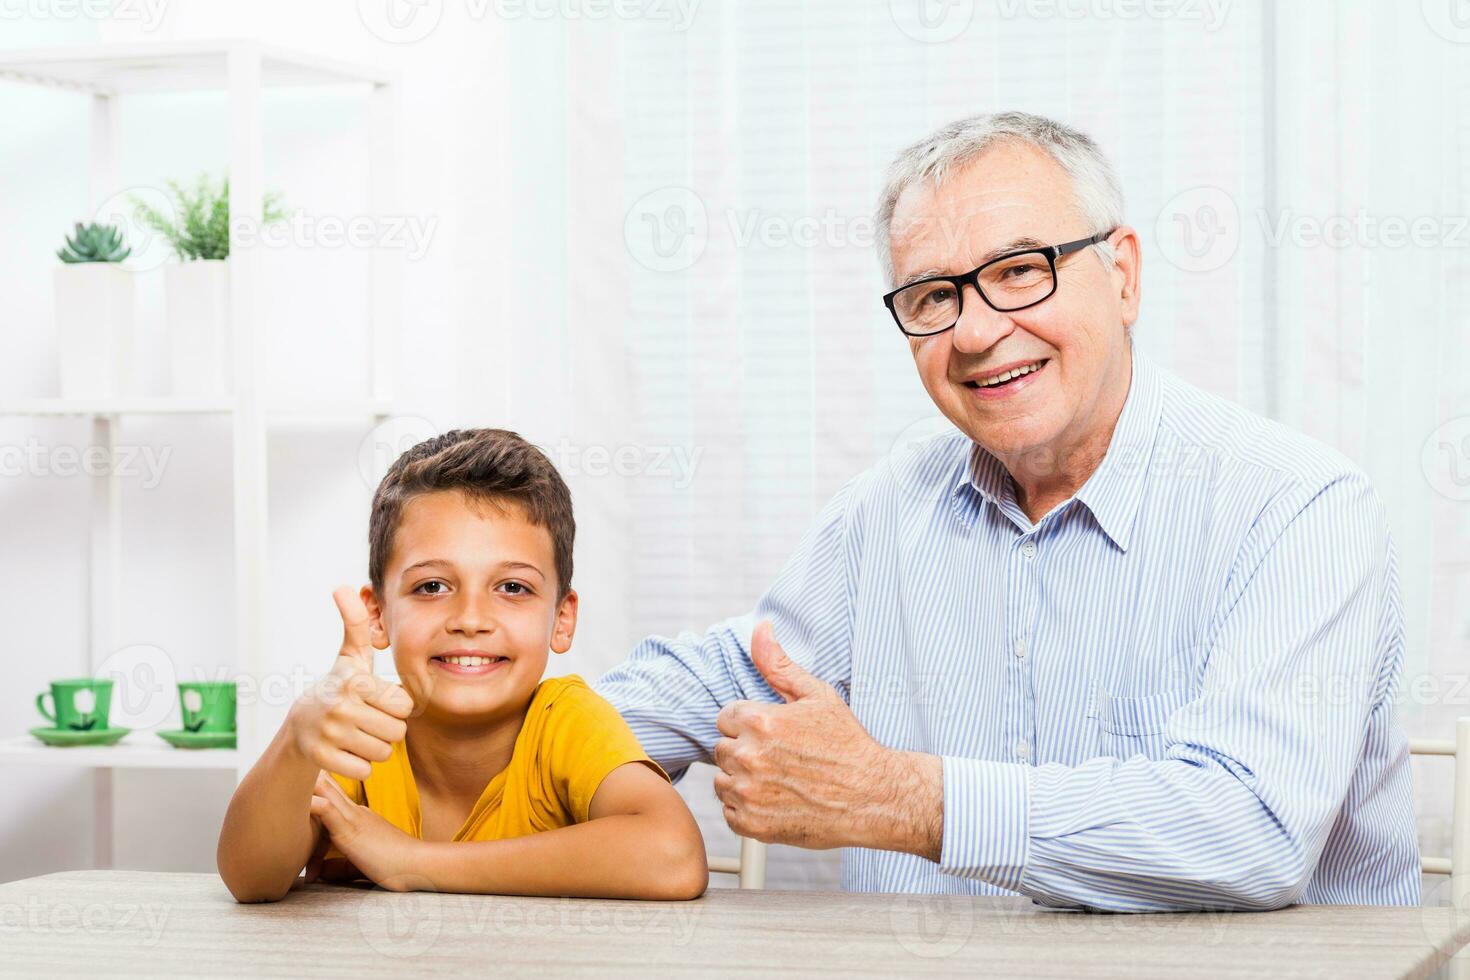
[53,221,135,398]
[130,175,285,397]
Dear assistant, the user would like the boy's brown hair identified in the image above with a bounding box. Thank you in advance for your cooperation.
[368,428,575,601]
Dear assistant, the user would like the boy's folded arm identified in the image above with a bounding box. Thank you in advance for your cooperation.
[216,728,327,903]
[418,761,709,900]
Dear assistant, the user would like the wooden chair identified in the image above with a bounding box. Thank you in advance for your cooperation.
[708,837,767,889]
[1409,715,1469,978]
[1409,716,1470,906]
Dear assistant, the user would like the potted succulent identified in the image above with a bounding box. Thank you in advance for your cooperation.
[53,221,135,398]
[131,175,285,397]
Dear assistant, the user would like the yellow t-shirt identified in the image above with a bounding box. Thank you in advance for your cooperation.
[322,675,664,855]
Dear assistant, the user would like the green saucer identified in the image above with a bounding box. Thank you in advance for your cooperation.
[30,726,130,747]
[157,728,235,749]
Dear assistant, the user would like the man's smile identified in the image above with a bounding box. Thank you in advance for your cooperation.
[959,357,1051,400]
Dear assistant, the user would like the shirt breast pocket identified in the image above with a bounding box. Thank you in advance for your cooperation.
[1088,685,1192,761]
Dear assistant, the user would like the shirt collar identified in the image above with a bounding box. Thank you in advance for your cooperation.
[952,343,1164,552]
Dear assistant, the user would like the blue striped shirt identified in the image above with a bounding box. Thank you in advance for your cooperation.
[597,342,1420,910]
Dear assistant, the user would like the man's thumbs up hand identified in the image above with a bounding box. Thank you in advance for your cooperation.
[285,587,415,781]
[713,619,906,850]
[749,620,833,703]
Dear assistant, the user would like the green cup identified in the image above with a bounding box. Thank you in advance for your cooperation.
[37,678,114,732]
[179,681,236,734]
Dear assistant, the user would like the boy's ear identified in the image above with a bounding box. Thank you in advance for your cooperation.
[359,585,391,650]
[550,589,578,655]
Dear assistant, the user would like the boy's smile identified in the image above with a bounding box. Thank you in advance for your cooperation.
[428,652,511,676]
[363,488,579,727]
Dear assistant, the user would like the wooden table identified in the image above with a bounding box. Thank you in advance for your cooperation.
[0,871,1466,978]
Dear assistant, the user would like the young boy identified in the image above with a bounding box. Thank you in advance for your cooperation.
[217,428,708,902]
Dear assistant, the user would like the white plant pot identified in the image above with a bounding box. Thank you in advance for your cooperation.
[165,260,232,397]
[53,263,135,399]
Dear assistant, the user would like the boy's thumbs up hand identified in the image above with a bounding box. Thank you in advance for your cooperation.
[326,587,414,715]
[334,586,378,669]
[285,587,416,782]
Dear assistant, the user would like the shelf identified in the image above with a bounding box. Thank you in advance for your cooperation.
[0,39,394,95]
[0,398,392,422]
[0,731,239,770]
[0,397,232,416]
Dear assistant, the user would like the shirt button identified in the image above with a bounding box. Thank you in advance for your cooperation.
[1013,638,1026,659]
[1022,540,1037,559]
[1015,740,1030,762]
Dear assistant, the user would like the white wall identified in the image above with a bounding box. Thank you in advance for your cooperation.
[1,0,1466,898]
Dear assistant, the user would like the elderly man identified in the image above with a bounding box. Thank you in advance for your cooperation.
[596,111,1420,910]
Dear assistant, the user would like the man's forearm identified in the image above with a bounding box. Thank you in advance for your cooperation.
[856,749,943,861]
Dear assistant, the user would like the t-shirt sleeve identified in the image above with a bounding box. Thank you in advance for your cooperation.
[546,680,670,824]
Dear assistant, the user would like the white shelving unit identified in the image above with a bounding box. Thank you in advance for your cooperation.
[0,39,400,866]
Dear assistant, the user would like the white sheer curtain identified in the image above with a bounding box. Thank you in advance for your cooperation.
[528,0,1272,886]
[1268,3,1470,901]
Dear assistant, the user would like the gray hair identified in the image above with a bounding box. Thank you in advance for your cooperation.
[874,111,1124,287]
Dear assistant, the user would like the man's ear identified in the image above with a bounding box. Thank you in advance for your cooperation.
[1109,224,1143,326]
[550,589,579,655]
[359,585,391,650]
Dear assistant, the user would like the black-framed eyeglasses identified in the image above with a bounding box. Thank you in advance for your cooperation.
[882,229,1117,337]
